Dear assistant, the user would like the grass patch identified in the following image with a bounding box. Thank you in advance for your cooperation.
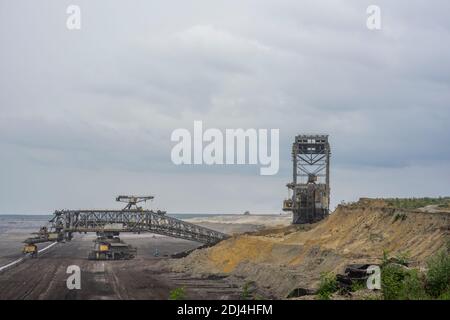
[241,281,252,299]
[350,280,366,292]
[317,272,338,300]
[169,287,186,300]
[382,250,410,267]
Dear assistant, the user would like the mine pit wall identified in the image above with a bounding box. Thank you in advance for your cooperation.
[169,203,449,298]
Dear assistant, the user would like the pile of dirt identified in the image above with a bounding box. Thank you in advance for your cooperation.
[187,214,291,235]
[169,199,449,298]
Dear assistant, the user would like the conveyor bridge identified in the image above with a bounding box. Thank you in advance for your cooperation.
[24,196,229,246]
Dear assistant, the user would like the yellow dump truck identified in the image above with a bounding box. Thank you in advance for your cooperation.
[88,239,136,260]
[22,244,38,257]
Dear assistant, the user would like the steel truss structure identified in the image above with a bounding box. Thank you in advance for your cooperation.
[52,210,228,244]
[24,197,229,245]
[283,135,331,224]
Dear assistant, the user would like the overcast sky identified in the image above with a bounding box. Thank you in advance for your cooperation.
[0,1,449,214]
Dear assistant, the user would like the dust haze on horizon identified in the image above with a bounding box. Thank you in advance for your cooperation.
[0,1,449,214]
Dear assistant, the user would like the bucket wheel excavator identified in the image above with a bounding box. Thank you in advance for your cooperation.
[23,195,228,260]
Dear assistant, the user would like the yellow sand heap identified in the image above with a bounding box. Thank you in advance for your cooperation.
[177,200,449,274]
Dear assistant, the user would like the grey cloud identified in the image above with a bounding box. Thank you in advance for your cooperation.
[0,0,449,213]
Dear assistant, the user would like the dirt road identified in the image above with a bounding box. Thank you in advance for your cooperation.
[0,234,241,300]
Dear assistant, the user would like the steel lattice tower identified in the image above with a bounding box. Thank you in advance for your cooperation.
[283,135,331,224]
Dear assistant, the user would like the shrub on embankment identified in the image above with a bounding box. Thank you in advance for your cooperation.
[381,250,450,300]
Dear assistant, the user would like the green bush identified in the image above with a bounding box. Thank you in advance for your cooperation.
[381,264,407,300]
[397,270,429,300]
[380,250,450,300]
[317,272,338,300]
[393,213,407,222]
[169,287,186,300]
[381,250,410,267]
[395,251,410,266]
[425,251,450,298]
[381,250,390,267]
[437,289,450,300]
[241,282,252,299]
[382,265,430,300]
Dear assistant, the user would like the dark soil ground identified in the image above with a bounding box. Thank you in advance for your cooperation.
[0,234,242,300]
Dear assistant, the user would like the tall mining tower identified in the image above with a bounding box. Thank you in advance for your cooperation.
[283,135,330,224]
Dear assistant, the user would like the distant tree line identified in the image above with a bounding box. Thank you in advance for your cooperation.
[384,197,450,209]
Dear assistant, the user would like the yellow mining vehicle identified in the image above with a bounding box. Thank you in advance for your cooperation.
[22,243,38,257]
[88,233,137,260]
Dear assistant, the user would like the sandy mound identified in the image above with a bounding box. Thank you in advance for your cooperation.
[170,199,449,298]
[185,214,291,235]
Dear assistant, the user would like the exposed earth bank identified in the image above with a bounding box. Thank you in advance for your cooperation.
[168,199,450,299]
